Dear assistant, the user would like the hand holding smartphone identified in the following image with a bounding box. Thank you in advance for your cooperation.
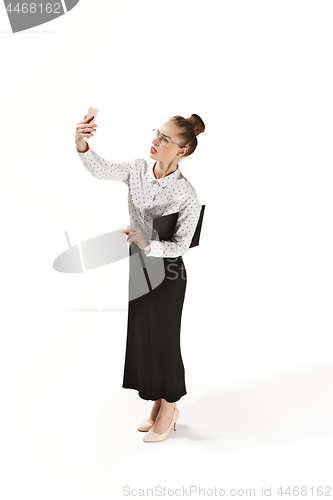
[75,107,99,150]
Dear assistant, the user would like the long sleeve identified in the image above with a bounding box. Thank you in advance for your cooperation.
[144,188,202,258]
[77,144,134,185]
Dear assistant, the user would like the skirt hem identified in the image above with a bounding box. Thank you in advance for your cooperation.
[122,385,187,404]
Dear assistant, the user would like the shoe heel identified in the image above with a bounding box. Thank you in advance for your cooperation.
[174,407,180,431]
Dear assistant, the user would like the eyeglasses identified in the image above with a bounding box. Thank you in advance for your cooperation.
[152,129,185,148]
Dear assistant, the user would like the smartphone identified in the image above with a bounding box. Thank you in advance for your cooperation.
[86,106,99,125]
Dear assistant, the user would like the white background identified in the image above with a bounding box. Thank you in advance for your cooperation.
[0,0,333,498]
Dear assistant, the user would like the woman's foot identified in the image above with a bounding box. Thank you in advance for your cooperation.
[147,398,162,425]
[150,400,176,434]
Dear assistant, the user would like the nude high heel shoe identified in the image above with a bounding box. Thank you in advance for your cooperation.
[143,407,180,442]
[137,403,177,432]
[137,418,154,432]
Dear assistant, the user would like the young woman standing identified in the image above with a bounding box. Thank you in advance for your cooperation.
[75,113,205,442]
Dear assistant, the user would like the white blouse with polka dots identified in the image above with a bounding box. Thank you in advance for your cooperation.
[77,145,202,258]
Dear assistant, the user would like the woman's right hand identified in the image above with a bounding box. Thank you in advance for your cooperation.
[75,114,98,151]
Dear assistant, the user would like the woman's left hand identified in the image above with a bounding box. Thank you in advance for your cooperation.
[122,227,150,252]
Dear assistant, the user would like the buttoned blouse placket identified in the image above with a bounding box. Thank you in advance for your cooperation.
[143,162,180,239]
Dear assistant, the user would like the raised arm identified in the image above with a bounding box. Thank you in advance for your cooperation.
[144,188,202,258]
[77,143,134,184]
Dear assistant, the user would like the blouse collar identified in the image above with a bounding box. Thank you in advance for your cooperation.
[147,161,182,187]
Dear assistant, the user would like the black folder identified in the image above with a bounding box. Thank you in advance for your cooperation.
[152,205,205,249]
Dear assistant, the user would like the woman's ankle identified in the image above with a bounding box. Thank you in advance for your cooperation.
[159,400,176,412]
[149,399,162,419]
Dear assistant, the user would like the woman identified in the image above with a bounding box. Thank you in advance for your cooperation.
[75,113,205,442]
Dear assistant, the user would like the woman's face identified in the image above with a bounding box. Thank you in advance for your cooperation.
[150,120,188,163]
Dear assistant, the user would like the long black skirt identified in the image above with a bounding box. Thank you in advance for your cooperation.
[122,243,187,403]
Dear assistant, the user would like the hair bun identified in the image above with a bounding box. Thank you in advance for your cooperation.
[186,114,205,136]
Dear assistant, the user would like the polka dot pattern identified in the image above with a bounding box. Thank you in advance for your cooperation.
[77,145,202,258]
